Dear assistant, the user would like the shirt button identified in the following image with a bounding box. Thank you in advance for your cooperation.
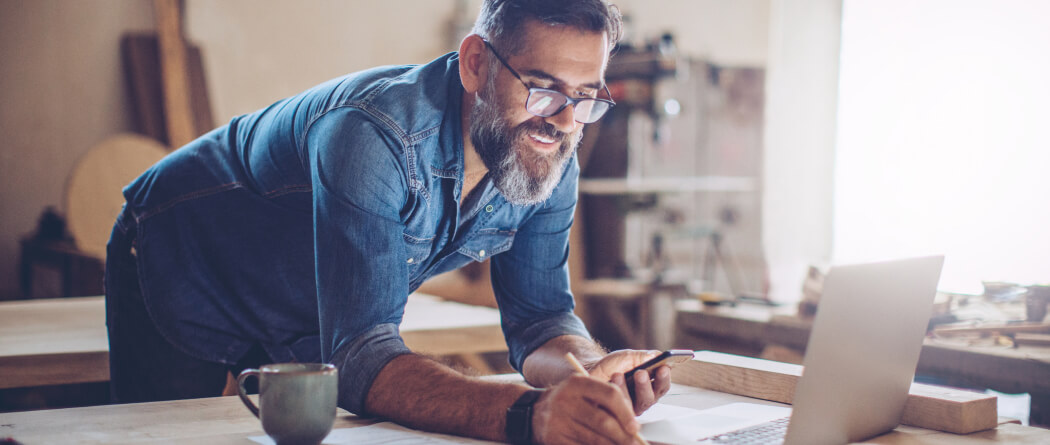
[479,250,486,258]
[406,258,414,264]
[485,204,494,213]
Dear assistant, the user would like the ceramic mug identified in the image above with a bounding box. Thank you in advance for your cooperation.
[238,363,338,445]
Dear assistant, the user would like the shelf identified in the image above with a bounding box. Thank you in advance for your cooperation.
[578,176,756,195]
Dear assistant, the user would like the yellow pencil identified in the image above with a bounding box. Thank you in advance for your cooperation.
[565,352,650,445]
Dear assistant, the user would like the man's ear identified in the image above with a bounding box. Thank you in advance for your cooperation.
[459,34,489,94]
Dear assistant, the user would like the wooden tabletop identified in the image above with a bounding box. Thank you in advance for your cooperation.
[0,294,505,390]
[1,379,1048,444]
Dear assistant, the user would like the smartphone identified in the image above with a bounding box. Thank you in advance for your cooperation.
[625,350,694,401]
[624,349,694,380]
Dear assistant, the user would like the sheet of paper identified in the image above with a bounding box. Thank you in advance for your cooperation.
[641,402,792,445]
[636,402,707,424]
[248,422,497,445]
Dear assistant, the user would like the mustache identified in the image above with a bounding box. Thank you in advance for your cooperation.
[519,120,568,143]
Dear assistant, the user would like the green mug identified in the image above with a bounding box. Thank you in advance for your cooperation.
[238,363,338,445]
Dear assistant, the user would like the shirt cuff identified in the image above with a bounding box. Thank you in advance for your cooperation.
[329,322,412,415]
[505,312,591,372]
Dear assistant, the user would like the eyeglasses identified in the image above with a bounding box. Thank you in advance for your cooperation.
[482,39,615,124]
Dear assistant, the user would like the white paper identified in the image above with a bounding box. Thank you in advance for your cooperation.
[641,402,792,445]
[636,402,706,424]
[249,422,497,444]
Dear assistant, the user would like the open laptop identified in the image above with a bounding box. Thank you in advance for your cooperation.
[643,255,945,445]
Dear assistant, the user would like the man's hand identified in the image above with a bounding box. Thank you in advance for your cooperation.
[588,350,672,415]
[531,375,641,445]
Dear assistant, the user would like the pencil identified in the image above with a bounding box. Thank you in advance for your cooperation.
[565,352,650,445]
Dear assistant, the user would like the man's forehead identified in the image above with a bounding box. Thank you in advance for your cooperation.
[511,23,609,89]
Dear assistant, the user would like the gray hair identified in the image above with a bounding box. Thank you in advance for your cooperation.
[471,0,623,56]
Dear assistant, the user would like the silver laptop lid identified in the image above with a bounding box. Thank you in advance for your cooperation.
[784,255,944,445]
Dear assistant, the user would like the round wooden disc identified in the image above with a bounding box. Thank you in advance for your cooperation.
[65,133,168,259]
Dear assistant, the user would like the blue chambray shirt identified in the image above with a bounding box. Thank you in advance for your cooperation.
[120,53,590,414]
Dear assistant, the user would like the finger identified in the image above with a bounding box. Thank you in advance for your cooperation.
[652,365,672,398]
[568,405,633,445]
[610,372,630,400]
[578,378,640,435]
[632,369,656,414]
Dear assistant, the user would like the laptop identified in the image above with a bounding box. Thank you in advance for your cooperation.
[642,255,945,445]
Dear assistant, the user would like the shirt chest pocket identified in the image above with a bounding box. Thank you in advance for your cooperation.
[402,232,435,266]
[458,228,516,262]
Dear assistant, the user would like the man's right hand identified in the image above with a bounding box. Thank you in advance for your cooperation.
[530,375,641,445]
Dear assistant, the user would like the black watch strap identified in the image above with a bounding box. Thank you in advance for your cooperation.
[505,389,544,445]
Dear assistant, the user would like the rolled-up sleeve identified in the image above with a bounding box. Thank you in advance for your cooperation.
[491,156,591,371]
[306,108,413,415]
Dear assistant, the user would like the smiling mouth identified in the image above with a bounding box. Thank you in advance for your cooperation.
[529,133,558,145]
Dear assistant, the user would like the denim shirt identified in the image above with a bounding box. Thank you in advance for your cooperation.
[121,52,590,414]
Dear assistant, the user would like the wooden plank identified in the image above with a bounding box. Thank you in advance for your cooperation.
[121,34,214,146]
[1014,333,1050,347]
[153,0,196,148]
[671,351,999,434]
[905,383,998,435]
[121,33,168,144]
[185,43,214,137]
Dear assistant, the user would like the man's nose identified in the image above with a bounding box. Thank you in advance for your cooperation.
[545,104,578,135]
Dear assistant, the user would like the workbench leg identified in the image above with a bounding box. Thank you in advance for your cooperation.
[1031,393,1049,427]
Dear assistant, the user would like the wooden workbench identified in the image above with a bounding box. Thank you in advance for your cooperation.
[1,376,1048,444]
[0,294,506,390]
[674,299,1050,427]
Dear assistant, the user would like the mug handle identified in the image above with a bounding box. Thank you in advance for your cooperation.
[237,368,261,418]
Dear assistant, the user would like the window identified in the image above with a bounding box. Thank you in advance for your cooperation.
[834,0,1050,293]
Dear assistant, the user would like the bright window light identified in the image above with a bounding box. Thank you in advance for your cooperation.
[834,0,1050,293]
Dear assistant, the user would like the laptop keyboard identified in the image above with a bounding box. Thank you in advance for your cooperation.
[698,416,790,444]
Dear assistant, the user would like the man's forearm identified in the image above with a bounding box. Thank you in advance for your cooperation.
[365,353,529,442]
[521,335,606,387]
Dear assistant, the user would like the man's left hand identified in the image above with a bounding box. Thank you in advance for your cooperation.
[586,350,672,415]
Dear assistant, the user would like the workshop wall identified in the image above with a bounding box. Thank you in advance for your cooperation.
[0,0,770,299]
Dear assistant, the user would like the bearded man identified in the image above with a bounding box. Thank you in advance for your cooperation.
[105,1,670,443]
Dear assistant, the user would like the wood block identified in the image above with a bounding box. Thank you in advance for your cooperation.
[672,350,800,404]
[672,351,998,434]
[906,382,999,434]
[1014,333,1050,347]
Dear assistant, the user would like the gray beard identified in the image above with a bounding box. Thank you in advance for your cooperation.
[469,84,581,206]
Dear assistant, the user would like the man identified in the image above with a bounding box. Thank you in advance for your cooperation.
[106,0,671,443]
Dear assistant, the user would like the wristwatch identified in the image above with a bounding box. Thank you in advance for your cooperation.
[505,389,544,444]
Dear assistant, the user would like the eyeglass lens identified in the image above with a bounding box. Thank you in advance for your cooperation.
[526,89,610,124]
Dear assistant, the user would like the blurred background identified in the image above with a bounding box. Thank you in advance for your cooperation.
[3,0,1047,302]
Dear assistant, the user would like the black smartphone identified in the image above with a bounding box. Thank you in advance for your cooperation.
[625,349,694,380]
[625,350,694,401]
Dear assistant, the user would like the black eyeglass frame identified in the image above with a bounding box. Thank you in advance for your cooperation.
[481,39,615,124]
